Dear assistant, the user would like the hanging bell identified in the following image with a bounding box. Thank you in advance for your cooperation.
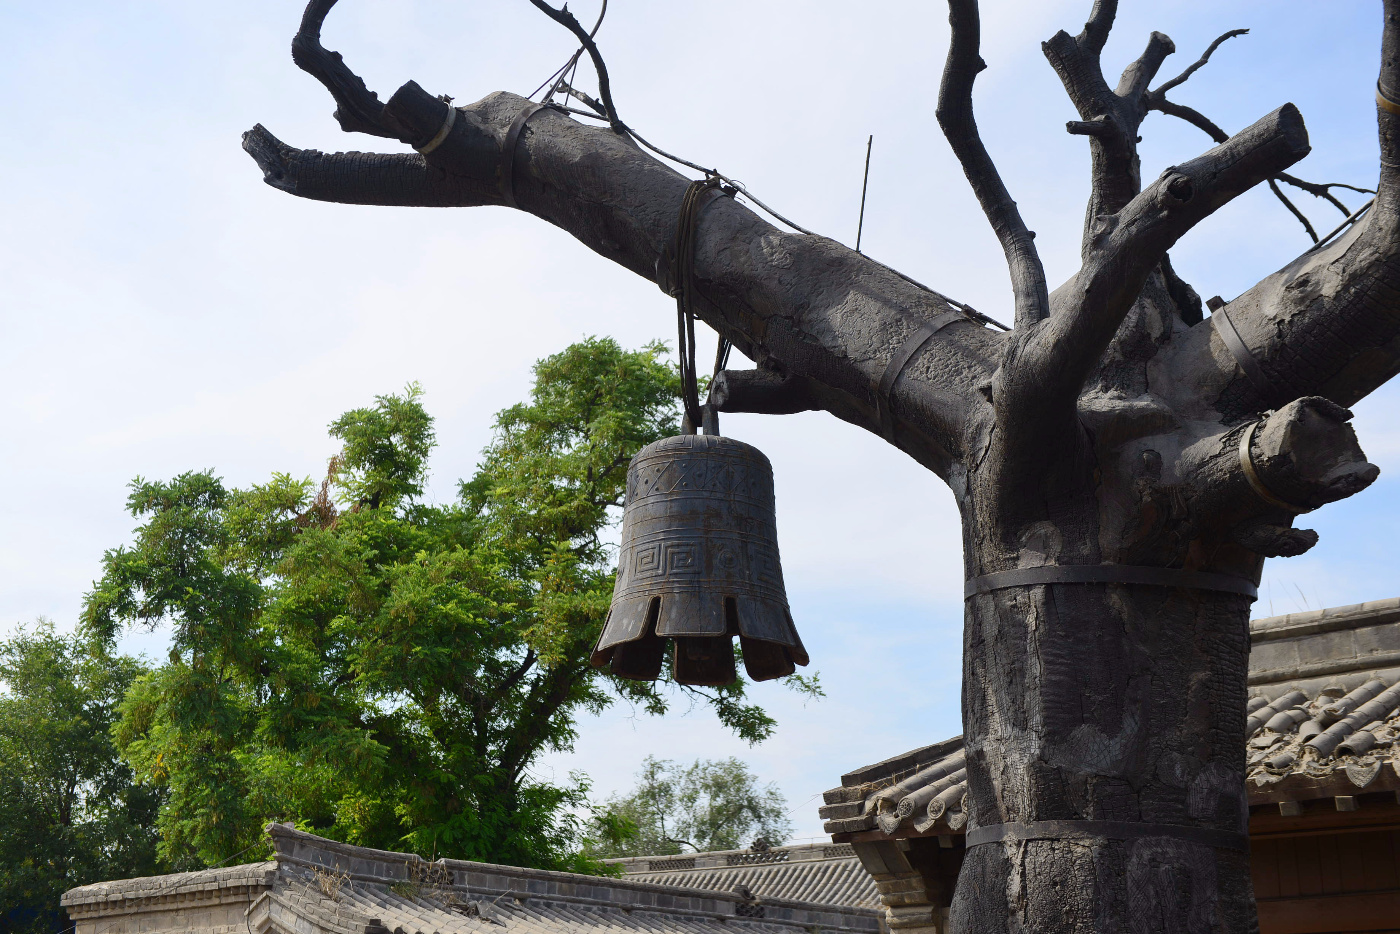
[591,432,809,686]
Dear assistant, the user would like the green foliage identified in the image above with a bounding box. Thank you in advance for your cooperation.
[0,622,162,933]
[329,382,435,510]
[589,756,793,857]
[83,338,813,873]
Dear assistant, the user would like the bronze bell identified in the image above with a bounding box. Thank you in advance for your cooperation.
[590,433,808,686]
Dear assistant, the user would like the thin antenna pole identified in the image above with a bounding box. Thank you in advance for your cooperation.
[856,135,873,253]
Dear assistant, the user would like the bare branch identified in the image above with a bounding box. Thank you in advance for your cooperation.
[1151,28,1249,97]
[537,0,608,103]
[1277,173,1374,216]
[526,0,626,133]
[937,0,1049,328]
[1148,95,1227,141]
[291,0,398,139]
[1249,398,1379,510]
[1268,178,1319,242]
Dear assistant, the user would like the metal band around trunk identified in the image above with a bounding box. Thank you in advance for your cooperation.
[964,565,1257,600]
[874,310,967,441]
[966,820,1248,852]
[1212,307,1273,398]
[500,102,548,209]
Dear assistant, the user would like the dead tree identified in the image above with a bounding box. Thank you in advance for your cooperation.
[244,0,1398,929]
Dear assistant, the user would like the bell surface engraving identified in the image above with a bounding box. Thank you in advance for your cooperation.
[591,434,808,686]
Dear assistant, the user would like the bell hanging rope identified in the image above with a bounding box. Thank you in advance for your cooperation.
[590,178,809,686]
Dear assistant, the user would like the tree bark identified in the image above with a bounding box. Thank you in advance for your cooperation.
[244,1,1400,929]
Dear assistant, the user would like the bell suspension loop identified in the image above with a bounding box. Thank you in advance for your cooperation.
[673,177,722,436]
[588,177,809,686]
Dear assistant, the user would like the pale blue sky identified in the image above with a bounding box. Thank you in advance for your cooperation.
[2,1,1396,843]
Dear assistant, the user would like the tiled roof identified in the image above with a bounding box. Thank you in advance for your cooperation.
[819,738,973,838]
[1244,675,1400,800]
[64,826,881,934]
[263,826,879,934]
[610,844,880,909]
[61,861,277,909]
[822,599,1400,839]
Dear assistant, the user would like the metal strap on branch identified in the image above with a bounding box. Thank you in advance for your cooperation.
[499,102,550,209]
[1378,82,1400,116]
[964,565,1258,600]
[966,820,1249,852]
[1239,417,1312,513]
[415,104,457,155]
[1211,306,1274,398]
[874,310,967,441]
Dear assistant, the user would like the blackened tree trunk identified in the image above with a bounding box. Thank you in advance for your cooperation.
[243,1,1400,929]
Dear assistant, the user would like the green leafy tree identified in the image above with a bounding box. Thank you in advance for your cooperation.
[0,622,162,933]
[83,338,818,872]
[592,756,793,857]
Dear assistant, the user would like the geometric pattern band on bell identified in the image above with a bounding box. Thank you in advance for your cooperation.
[965,820,1249,851]
[963,565,1258,600]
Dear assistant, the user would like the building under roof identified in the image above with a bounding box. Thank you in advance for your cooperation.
[820,598,1400,934]
[609,842,881,910]
[62,824,881,934]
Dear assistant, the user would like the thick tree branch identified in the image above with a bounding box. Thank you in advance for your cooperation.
[1184,398,1378,557]
[1043,6,1162,244]
[1148,96,1370,236]
[937,0,1049,329]
[1115,32,1175,104]
[242,125,500,206]
[1025,105,1309,408]
[249,80,1003,478]
[291,0,399,139]
[709,369,819,416]
[1079,0,1117,56]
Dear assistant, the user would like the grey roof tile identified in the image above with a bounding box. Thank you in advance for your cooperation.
[619,852,880,910]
